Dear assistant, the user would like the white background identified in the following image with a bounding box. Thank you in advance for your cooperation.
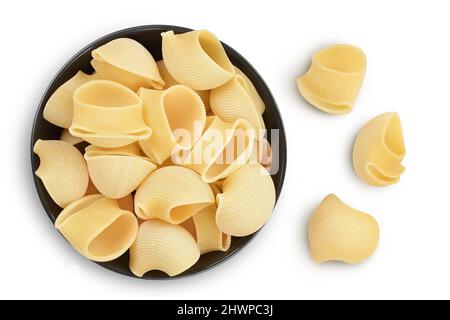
[1,0,449,300]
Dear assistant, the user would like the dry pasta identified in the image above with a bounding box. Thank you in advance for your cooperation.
[91,38,164,90]
[353,112,405,186]
[249,138,272,171]
[129,219,200,277]
[55,195,138,262]
[135,166,215,224]
[84,145,156,199]
[181,116,256,183]
[234,66,265,114]
[33,139,89,208]
[161,30,235,90]
[138,85,206,164]
[210,75,266,139]
[43,71,99,128]
[60,129,83,145]
[157,60,211,111]
[308,194,379,264]
[216,163,275,236]
[297,44,366,114]
[69,80,152,148]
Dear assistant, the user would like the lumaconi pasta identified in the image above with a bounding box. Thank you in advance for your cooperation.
[216,163,275,236]
[33,139,89,208]
[138,85,206,164]
[157,60,211,111]
[308,194,379,264]
[43,71,100,128]
[353,112,405,186]
[84,178,135,212]
[129,219,200,277]
[181,116,256,183]
[161,30,235,90]
[69,80,152,148]
[91,38,164,91]
[249,138,272,171]
[60,129,83,145]
[234,66,265,114]
[134,166,215,224]
[297,44,366,114]
[192,205,231,254]
[210,75,266,139]
[55,195,138,262]
[84,145,156,199]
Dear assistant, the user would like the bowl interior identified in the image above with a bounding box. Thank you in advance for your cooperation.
[31,25,287,279]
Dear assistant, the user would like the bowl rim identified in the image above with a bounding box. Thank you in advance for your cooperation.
[30,24,287,280]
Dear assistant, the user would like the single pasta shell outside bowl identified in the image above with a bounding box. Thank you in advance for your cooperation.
[30,25,287,279]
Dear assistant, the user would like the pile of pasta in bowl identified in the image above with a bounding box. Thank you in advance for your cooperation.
[34,29,276,277]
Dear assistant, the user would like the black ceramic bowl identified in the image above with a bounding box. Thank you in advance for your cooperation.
[31,25,287,279]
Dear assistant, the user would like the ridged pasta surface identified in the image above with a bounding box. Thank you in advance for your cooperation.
[43,71,99,128]
[182,116,256,183]
[234,66,265,114]
[161,30,235,90]
[138,85,206,164]
[60,129,83,145]
[308,194,379,264]
[297,44,366,114]
[129,219,200,277]
[55,195,138,262]
[135,166,215,224]
[33,139,89,208]
[91,38,164,90]
[69,80,152,148]
[353,112,406,186]
[216,163,275,236]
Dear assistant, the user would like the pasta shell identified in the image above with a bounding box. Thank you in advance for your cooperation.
[308,194,379,264]
[189,205,231,255]
[84,178,135,212]
[216,163,275,236]
[84,145,156,199]
[134,166,215,224]
[249,138,272,171]
[43,71,100,128]
[60,129,83,145]
[297,45,366,114]
[69,80,152,148]
[181,116,256,183]
[353,112,406,186]
[210,75,266,139]
[234,66,265,114]
[138,85,206,164]
[157,60,211,110]
[33,139,89,208]
[91,38,164,90]
[129,219,200,277]
[161,30,235,90]
[55,195,138,262]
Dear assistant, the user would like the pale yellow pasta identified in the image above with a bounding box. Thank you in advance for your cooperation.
[134,166,215,223]
[91,38,164,90]
[138,85,206,164]
[69,80,152,148]
[210,75,266,139]
[182,116,256,183]
[353,112,406,186]
[157,60,211,110]
[297,44,366,114]
[216,163,275,236]
[60,129,83,145]
[234,66,265,114]
[33,139,89,208]
[129,219,200,277]
[249,138,272,171]
[161,30,235,90]
[84,178,135,212]
[55,195,138,262]
[84,145,156,199]
[43,71,100,128]
[192,205,231,254]
[308,194,379,264]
